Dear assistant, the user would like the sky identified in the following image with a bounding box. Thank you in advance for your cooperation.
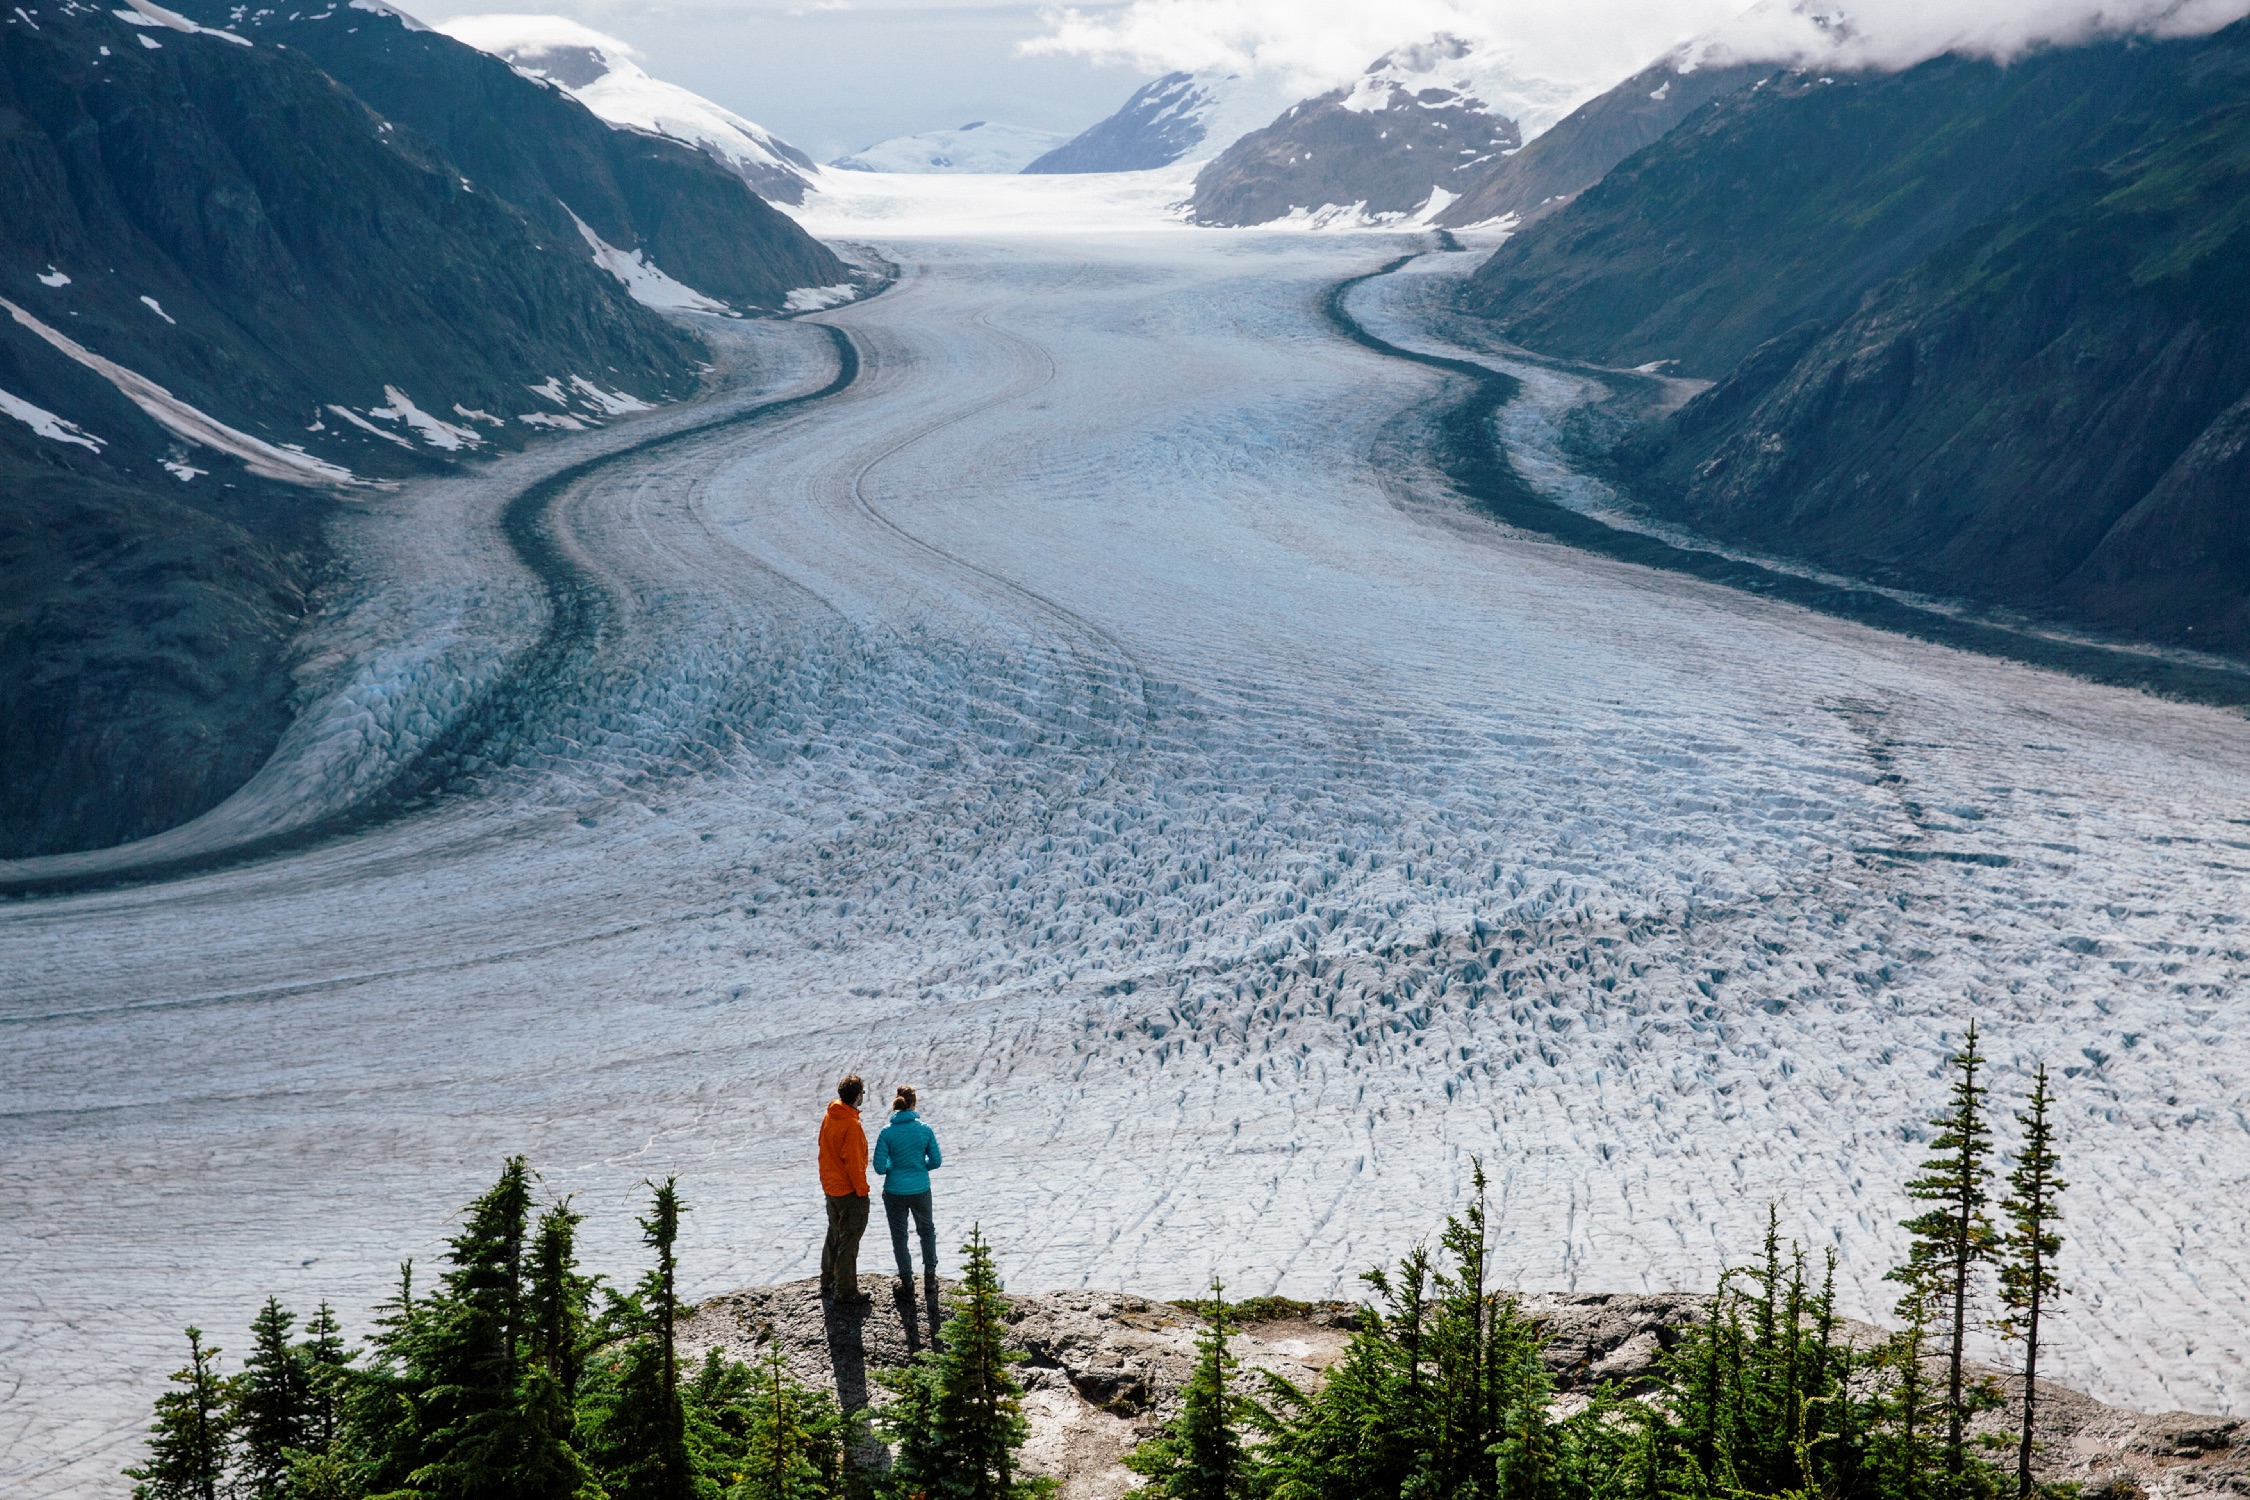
[402,0,2250,165]
[402,1,1151,162]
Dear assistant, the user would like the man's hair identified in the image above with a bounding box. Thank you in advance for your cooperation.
[837,1074,864,1105]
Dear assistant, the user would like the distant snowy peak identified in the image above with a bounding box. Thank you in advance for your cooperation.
[1187,33,1580,227]
[1345,34,1583,143]
[831,121,1071,175]
[1021,70,1292,174]
[436,14,818,204]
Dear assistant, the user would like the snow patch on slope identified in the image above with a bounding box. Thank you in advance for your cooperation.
[0,384,104,450]
[111,0,249,44]
[435,14,818,201]
[566,207,732,315]
[369,386,482,450]
[1,296,356,484]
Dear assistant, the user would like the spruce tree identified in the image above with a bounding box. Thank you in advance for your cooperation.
[877,1224,1051,1500]
[1250,1248,1431,1500]
[296,1302,352,1454]
[698,1343,848,1500]
[234,1297,314,1500]
[126,1326,233,1500]
[583,1177,698,1500]
[1124,1280,1245,1499]
[1997,1066,2066,1500]
[1890,1023,1998,1484]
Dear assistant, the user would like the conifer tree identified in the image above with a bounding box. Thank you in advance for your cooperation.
[126,1326,233,1500]
[296,1302,352,1454]
[1890,1023,1998,1484]
[699,1343,848,1500]
[878,1224,1051,1500]
[1124,1280,1245,1499]
[1249,1249,1430,1500]
[234,1297,314,1500]
[1998,1066,2066,1500]
[583,1177,698,1500]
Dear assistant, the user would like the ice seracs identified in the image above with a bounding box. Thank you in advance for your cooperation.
[436,13,820,203]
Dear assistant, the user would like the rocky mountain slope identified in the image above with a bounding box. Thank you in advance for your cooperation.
[0,0,843,858]
[1462,24,2250,656]
[1431,55,1766,228]
[1188,35,1576,227]
[180,0,843,308]
[1020,70,1289,175]
[435,13,821,205]
[687,1280,2247,1500]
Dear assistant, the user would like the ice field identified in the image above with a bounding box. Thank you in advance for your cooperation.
[6,177,2250,1494]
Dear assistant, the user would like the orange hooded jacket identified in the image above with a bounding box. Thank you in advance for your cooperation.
[818,1099,870,1197]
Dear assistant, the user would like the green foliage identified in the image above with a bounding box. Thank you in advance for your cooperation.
[1891,1024,2002,1486]
[581,1177,701,1500]
[690,1344,851,1500]
[1166,1297,1315,1326]
[1999,1066,2067,1500]
[234,1297,314,1500]
[1127,1282,1248,1499]
[877,1224,1052,1500]
[126,1326,233,1500]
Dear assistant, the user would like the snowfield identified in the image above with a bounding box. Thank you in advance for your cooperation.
[4,184,2249,1495]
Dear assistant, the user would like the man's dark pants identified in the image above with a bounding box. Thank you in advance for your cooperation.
[822,1192,869,1299]
[883,1190,937,1281]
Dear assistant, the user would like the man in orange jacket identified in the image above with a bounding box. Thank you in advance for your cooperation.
[818,1074,872,1306]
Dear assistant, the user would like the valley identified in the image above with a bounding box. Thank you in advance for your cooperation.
[5,206,2249,1496]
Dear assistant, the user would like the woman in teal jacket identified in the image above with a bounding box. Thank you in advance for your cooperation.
[871,1085,943,1296]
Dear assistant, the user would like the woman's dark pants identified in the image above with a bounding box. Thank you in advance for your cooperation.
[883,1190,937,1280]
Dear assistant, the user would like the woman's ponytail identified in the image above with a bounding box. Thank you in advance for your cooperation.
[892,1084,917,1112]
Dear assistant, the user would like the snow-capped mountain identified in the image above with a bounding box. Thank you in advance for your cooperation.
[832,121,1071,174]
[1021,70,1294,174]
[1188,34,1584,226]
[437,14,819,204]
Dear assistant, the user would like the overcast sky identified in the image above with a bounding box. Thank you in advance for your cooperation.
[403,0,2250,166]
[402,2,1151,162]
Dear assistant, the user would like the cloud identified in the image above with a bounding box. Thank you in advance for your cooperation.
[1026,0,2250,100]
[1698,0,2250,70]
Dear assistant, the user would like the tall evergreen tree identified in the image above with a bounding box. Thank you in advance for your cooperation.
[583,1177,699,1500]
[1124,1280,1245,1499]
[1997,1066,2066,1500]
[296,1302,353,1454]
[1890,1023,1998,1483]
[877,1224,1051,1500]
[234,1297,314,1500]
[1251,1248,1432,1500]
[126,1326,233,1500]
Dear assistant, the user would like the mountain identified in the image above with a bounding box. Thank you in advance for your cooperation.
[435,14,820,205]
[1462,25,2250,656]
[1186,35,1581,226]
[0,0,842,858]
[1020,70,1291,174]
[832,121,1070,174]
[1431,56,1767,227]
[180,0,845,310]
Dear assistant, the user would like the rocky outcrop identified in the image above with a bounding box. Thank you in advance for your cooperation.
[686,1281,2247,1499]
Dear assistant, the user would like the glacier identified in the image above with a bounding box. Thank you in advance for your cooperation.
[3,184,2248,1496]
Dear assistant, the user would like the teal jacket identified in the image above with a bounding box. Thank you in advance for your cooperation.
[872,1110,942,1197]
